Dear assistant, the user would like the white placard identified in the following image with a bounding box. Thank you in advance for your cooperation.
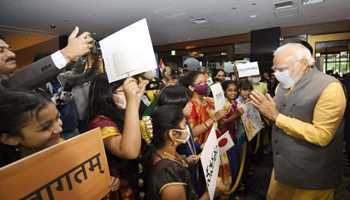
[200,125,220,200]
[236,62,260,78]
[223,61,234,73]
[99,18,157,83]
[218,131,235,155]
[210,83,226,112]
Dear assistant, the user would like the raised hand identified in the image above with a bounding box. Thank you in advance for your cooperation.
[249,91,279,121]
[61,27,94,62]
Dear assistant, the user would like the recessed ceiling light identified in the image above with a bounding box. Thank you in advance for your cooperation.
[190,18,208,24]
[221,52,227,56]
[302,0,325,5]
[251,2,257,6]
[171,50,176,56]
[274,1,294,9]
[250,15,257,18]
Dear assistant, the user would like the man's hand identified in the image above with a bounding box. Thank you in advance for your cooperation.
[61,27,94,62]
[249,91,279,122]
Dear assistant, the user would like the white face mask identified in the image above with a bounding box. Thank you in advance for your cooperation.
[172,129,190,144]
[113,94,126,109]
[274,70,295,89]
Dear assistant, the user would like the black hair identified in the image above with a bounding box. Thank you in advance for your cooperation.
[178,70,204,88]
[239,79,253,91]
[221,80,238,92]
[212,69,226,82]
[214,69,225,77]
[151,105,184,149]
[0,90,51,167]
[142,104,184,195]
[157,85,192,109]
[88,74,126,129]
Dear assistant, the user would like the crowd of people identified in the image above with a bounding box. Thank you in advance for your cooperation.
[0,28,348,200]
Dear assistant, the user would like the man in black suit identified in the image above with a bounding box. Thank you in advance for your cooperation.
[0,27,93,90]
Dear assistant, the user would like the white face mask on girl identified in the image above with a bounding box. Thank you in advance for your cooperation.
[172,129,190,144]
[113,94,126,109]
[274,69,295,89]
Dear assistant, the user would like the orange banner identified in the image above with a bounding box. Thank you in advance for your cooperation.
[0,128,110,200]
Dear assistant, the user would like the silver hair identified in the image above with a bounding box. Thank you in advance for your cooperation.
[274,43,315,66]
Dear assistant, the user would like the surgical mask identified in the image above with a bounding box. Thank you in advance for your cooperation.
[173,129,190,144]
[113,93,126,109]
[274,70,295,89]
[193,83,209,96]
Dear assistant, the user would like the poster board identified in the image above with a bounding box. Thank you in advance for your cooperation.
[210,83,226,112]
[200,125,220,200]
[240,102,264,141]
[0,128,110,200]
[236,62,260,78]
[99,18,157,83]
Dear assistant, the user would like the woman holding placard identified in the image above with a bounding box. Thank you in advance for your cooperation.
[178,71,235,195]
[145,105,225,200]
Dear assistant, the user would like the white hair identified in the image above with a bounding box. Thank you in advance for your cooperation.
[274,43,315,66]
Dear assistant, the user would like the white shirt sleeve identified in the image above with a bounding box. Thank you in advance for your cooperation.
[51,51,68,69]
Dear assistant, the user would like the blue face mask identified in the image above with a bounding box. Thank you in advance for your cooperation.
[274,70,295,89]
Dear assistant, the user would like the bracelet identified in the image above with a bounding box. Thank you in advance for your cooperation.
[203,121,209,129]
[204,119,212,128]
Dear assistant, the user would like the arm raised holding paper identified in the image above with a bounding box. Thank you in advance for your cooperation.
[3,27,94,90]
[88,76,148,160]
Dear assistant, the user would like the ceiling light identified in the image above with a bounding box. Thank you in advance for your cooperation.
[251,3,257,6]
[221,52,227,56]
[250,15,257,18]
[232,7,237,10]
[274,1,294,9]
[190,18,208,24]
[171,50,176,56]
[302,0,325,6]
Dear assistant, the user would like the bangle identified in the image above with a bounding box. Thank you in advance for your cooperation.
[204,119,212,128]
[203,121,209,129]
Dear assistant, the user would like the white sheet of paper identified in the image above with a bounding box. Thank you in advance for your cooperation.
[218,131,235,155]
[99,18,157,83]
[224,61,234,73]
[236,61,260,78]
[200,125,220,200]
[210,83,226,112]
